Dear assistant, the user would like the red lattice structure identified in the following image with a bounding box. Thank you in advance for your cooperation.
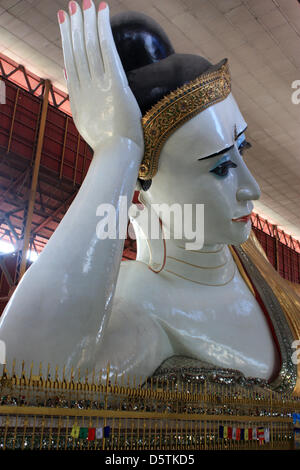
[251,213,300,283]
[251,213,300,254]
[0,53,71,115]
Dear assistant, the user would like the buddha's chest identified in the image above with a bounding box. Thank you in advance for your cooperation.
[152,269,278,380]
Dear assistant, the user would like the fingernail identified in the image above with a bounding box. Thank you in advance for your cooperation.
[69,1,77,15]
[83,0,92,10]
[57,10,65,24]
[99,2,107,11]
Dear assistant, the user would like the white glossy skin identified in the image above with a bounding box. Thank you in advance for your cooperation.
[0,1,279,382]
[145,94,259,247]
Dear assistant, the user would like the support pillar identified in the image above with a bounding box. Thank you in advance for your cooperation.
[17,79,50,281]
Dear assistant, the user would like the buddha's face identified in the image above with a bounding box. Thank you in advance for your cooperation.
[141,93,261,246]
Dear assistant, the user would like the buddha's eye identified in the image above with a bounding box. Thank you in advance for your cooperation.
[210,159,237,177]
[238,140,251,155]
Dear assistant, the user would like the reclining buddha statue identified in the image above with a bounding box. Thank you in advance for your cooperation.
[0,1,299,394]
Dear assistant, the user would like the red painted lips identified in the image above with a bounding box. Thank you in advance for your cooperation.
[232,213,252,223]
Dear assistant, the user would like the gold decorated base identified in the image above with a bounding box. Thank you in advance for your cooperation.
[151,355,270,391]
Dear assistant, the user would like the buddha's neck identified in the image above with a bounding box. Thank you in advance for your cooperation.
[163,239,236,287]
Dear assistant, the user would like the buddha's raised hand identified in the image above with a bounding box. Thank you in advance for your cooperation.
[58,1,143,152]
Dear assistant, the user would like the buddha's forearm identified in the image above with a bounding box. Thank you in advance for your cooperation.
[0,137,142,372]
[40,136,141,270]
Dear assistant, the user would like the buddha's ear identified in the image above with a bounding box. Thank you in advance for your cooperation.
[132,197,166,272]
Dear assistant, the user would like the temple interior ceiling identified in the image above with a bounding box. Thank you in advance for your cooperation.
[0,0,300,240]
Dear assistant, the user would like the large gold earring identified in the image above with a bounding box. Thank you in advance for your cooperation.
[148,217,167,274]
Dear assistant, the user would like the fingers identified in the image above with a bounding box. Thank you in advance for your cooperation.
[97,2,128,86]
[58,1,127,87]
[83,0,105,81]
[57,9,80,92]
[68,1,91,83]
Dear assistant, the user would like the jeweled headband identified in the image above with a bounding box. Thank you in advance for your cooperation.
[138,59,231,180]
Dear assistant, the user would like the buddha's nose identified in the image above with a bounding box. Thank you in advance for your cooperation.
[236,166,261,202]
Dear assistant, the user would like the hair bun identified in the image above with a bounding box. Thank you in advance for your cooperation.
[111,11,217,117]
[111,11,175,73]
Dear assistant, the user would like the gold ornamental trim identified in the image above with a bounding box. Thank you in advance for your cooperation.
[241,231,300,396]
[139,59,231,180]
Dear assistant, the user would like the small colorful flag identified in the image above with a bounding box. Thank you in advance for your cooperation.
[294,428,300,440]
[252,427,257,440]
[293,413,300,425]
[219,425,224,438]
[240,428,245,441]
[96,427,103,439]
[264,428,270,443]
[79,427,88,439]
[248,428,253,441]
[258,427,265,445]
[88,428,96,441]
[236,428,241,441]
[295,429,300,449]
[232,427,236,440]
[244,428,248,441]
[104,426,110,438]
[70,425,80,438]
[258,427,264,437]
[228,427,232,439]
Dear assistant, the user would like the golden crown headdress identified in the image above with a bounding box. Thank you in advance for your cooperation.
[138,59,231,180]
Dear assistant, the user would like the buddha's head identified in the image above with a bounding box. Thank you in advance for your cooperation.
[112,12,260,247]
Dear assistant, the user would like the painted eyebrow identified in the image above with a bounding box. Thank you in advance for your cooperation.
[198,144,234,161]
[235,125,248,141]
[197,125,248,161]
